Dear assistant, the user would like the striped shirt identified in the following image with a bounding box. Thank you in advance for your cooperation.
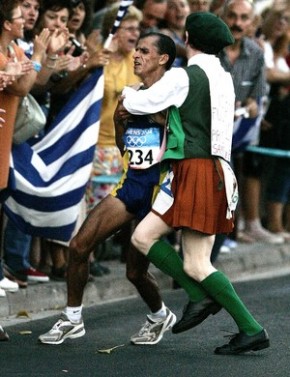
[218,37,267,103]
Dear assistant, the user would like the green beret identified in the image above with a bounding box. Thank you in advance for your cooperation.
[185,12,234,54]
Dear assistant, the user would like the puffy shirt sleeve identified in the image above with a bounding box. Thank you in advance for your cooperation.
[122,68,189,115]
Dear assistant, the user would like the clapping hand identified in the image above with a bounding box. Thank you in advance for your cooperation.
[85,48,111,70]
[33,28,51,59]
[4,62,23,76]
[85,30,102,55]
[0,71,14,89]
[48,28,70,54]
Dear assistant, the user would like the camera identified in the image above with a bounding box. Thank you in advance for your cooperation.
[68,37,84,57]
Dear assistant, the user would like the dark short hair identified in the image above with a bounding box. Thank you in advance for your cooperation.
[0,0,21,32]
[38,0,43,7]
[34,0,73,34]
[21,0,43,7]
[39,0,73,17]
[138,32,176,70]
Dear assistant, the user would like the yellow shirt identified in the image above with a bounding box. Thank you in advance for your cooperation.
[98,51,140,147]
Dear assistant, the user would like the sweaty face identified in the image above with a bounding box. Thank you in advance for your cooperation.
[133,36,162,79]
[222,0,253,42]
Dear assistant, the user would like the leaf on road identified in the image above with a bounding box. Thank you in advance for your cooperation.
[16,310,31,318]
[19,330,32,335]
[97,344,125,354]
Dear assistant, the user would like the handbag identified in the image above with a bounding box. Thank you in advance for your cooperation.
[13,93,46,144]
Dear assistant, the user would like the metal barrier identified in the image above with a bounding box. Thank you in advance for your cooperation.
[246,145,290,158]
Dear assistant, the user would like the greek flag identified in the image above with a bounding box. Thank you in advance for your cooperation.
[232,99,264,153]
[232,115,261,153]
[111,0,134,33]
[3,68,104,242]
[104,0,134,49]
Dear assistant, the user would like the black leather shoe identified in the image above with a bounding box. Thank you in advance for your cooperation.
[214,329,270,355]
[172,297,222,334]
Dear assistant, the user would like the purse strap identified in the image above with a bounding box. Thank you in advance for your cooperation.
[7,43,18,63]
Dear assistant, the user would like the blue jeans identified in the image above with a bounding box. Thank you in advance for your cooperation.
[4,219,32,271]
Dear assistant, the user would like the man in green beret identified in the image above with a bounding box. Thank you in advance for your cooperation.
[117,11,270,355]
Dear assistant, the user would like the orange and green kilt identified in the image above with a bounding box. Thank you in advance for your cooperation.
[154,158,234,235]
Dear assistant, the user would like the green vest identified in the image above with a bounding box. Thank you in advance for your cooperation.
[163,65,212,160]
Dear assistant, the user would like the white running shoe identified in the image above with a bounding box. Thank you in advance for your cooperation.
[0,288,6,297]
[38,313,85,345]
[219,245,231,254]
[131,308,176,345]
[0,277,19,292]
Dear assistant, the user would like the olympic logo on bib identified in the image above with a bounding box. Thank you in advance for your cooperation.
[126,135,147,147]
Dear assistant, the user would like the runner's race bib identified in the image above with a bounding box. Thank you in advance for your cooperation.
[124,127,162,169]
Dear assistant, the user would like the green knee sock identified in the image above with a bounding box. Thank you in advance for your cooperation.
[147,240,207,302]
[201,271,263,335]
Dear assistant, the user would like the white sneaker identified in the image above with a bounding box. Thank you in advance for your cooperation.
[274,231,290,243]
[0,288,6,297]
[219,245,231,253]
[0,277,19,292]
[38,313,85,345]
[223,238,238,249]
[131,308,176,345]
[244,227,284,245]
[220,238,238,254]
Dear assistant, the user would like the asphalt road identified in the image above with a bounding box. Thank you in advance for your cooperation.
[1,274,290,377]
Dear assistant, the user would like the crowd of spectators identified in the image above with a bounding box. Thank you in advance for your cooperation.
[0,0,289,339]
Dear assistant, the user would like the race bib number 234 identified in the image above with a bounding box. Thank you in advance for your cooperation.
[124,127,161,169]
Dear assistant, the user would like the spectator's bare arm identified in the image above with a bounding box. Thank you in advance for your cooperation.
[50,47,110,95]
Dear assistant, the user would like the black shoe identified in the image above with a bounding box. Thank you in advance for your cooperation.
[89,262,104,277]
[172,297,221,334]
[98,263,110,275]
[3,264,28,288]
[50,266,66,281]
[214,329,270,355]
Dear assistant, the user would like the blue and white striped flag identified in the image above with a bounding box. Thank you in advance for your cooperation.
[104,0,134,49]
[232,98,264,153]
[3,68,104,242]
[232,115,261,153]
